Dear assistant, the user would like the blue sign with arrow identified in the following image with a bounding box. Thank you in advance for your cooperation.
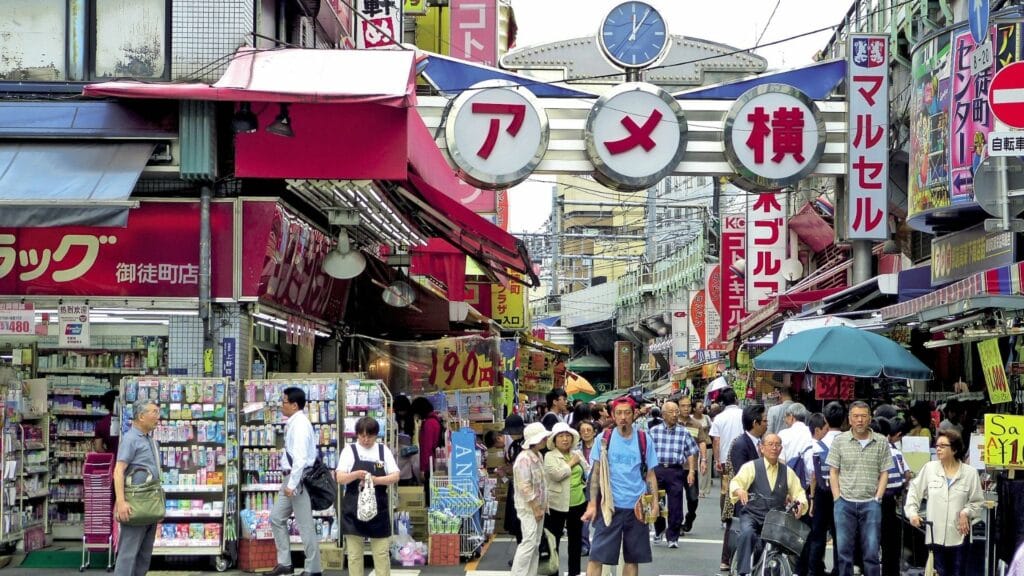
[969,0,990,44]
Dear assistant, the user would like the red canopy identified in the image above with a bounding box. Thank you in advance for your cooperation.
[83,47,418,107]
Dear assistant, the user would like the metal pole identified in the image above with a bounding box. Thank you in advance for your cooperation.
[646,182,659,263]
[549,186,561,297]
[851,240,873,284]
[999,156,1010,231]
[200,185,213,376]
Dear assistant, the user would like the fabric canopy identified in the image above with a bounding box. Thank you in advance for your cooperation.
[0,142,154,227]
[83,48,418,107]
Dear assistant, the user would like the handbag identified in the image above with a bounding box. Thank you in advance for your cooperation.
[537,528,559,576]
[357,474,378,521]
[123,470,166,526]
[302,455,338,512]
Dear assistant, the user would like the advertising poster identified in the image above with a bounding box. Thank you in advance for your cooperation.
[978,338,1013,404]
[58,304,90,348]
[499,339,518,416]
[984,413,1024,467]
[704,264,722,346]
[720,214,747,338]
[950,30,996,204]
[908,33,952,217]
[688,290,706,355]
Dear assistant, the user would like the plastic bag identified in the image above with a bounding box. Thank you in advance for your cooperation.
[357,473,378,522]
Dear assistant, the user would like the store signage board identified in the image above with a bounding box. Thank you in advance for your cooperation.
[671,306,688,369]
[978,338,1013,404]
[984,413,1024,467]
[450,0,498,66]
[614,340,634,389]
[723,84,827,191]
[584,82,688,191]
[986,131,1024,156]
[989,62,1024,128]
[704,264,722,348]
[491,281,526,329]
[720,214,747,338]
[930,223,1015,285]
[847,34,890,240]
[354,0,401,49]
[59,303,90,348]
[0,303,34,336]
[446,83,550,189]
[687,291,706,359]
[745,192,788,312]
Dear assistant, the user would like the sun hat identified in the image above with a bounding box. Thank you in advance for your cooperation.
[522,422,551,449]
[547,421,580,451]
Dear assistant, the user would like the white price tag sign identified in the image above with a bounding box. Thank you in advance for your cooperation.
[0,303,35,335]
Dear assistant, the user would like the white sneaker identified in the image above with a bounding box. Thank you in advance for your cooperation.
[668,540,678,548]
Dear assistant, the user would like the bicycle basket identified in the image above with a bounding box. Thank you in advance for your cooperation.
[761,510,809,556]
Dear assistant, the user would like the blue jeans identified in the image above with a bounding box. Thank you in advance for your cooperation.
[835,498,881,576]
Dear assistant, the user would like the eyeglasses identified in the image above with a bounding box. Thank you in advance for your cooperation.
[762,442,782,448]
[936,443,952,448]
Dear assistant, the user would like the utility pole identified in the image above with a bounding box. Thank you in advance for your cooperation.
[549,185,561,298]
[645,182,659,264]
[709,176,721,258]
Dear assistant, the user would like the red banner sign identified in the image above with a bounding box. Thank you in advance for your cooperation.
[720,214,747,339]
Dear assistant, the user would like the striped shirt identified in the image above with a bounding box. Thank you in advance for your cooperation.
[885,442,909,495]
[648,422,700,468]
[826,430,891,501]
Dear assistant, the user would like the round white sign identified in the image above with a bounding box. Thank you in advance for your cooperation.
[445,82,549,189]
[584,82,687,191]
[723,83,826,191]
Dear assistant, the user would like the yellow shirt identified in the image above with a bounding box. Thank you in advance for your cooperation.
[729,458,809,509]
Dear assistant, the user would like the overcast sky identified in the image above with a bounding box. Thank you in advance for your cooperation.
[504,0,855,233]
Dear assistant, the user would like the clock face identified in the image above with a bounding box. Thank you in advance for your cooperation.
[599,1,669,69]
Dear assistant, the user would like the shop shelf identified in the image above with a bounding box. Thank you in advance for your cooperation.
[50,408,109,417]
[162,484,224,493]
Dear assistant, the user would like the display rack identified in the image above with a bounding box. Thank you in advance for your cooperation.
[240,377,341,550]
[0,377,24,549]
[0,374,50,552]
[48,376,113,540]
[122,376,237,572]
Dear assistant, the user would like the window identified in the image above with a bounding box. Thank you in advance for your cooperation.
[91,0,169,80]
[0,1,67,80]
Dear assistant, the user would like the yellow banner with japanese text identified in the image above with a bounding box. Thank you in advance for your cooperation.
[491,281,527,329]
[984,413,1024,468]
[978,338,1013,404]
[428,338,496,391]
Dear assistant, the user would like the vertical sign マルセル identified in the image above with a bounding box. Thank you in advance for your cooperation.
[847,34,890,240]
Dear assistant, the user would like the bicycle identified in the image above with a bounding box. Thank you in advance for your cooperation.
[729,498,809,576]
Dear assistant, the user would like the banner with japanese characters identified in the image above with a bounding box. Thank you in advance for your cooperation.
[704,264,722,347]
[670,303,688,369]
[978,338,1013,404]
[949,29,995,205]
[720,214,747,339]
[847,34,890,240]
[687,290,706,357]
[745,192,788,312]
[59,303,90,348]
[450,0,498,66]
[0,303,34,336]
[491,280,526,329]
[355,0,401,49]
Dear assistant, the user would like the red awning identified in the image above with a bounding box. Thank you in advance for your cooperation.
[83,47,418,107]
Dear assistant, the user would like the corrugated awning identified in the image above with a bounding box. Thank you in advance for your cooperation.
[83,47,418,107]
[0,142,154,227]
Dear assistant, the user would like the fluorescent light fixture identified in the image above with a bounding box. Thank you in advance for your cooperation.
[254,320,328,339]
[929,313,986,334]
[923,339,960,349]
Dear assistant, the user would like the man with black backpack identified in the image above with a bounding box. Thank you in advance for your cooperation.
[582,396,659,576]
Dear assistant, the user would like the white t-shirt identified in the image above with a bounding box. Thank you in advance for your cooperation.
[337,442,400,475]
[710,405,744,464]
[779,421,816,485]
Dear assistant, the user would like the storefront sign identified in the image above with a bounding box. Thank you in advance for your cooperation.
[952,30,995,203]
[984,413,1024,467]
[520,349,554,393]
[445,84,550,189]
[499,339,517,415]
[0,202,233,299]
[614,341,634,389]
[688,291,706,356]
[723,84,826,191]
[491,281,526,329]
[931,223,1015,285]
[450,0,498,66]
[429,338,496,390]
[354,0,401,49]
[671,306,688,369]
[814,373,856,401]
[746,192,788,312]
[705,264,722,347]
[59,303,90,348]
[584,83,688,192]
[0,303,34,336]
[978,338,1013,404]
[847,34,890,240]
[720,214,747,338]
[222,337,236,381]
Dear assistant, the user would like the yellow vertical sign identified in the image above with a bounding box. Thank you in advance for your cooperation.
[978,338,1013,404]
[491,282,526,329]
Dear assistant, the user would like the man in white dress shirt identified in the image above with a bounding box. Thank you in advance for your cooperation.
[778,403,816,487]
[270,387,321,576]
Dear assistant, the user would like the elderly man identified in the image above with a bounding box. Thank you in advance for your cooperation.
[649,401,699,547]
[778,403,816,489]
[729,433,808,576]
[113,399,162,576]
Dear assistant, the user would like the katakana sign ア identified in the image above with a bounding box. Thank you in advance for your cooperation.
[450,0,498,66]
[847,34,890,240]
[355,0,401,49]
[723,83,827,191]
[745,192,788,312]
[445,82,550,189]
[584,82,688,191]
[720,214,747,338]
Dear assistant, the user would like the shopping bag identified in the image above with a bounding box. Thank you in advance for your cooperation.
[357,474,378,521]
[924,550,936,576]
[123,470,166,526]
[537,528,559,576]
[302,455,338,511]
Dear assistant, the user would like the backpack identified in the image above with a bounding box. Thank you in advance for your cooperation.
[884,444,908,497]
[813,440,831,491]
[786,445,814,491]
[602,427,650,477]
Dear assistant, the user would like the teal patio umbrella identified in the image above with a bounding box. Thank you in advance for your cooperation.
[752,326,932,380]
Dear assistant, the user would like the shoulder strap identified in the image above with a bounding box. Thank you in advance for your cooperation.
[602,427,612,450]
[351,443,359,459]
[379,443,385,461]
[638,430,648,477]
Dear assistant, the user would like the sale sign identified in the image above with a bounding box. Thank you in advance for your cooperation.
[0,303,34,336]
[978,338,1012,404]
[984,413,1024,468]
[429,338,496,390]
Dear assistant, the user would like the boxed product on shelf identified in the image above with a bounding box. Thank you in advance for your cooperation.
[239,538,277,572]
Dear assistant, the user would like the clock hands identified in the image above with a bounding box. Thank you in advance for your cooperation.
[631,8,651,41]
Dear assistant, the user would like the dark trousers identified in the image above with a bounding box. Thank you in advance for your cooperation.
[881,494,902,576]
[795,511,814,576]
[546,502,586,576]
[721,518,734,564]
[932,541,968,576]
[653,465,686,541]
[806,487,838,576]
[733,514,765,575]
[114,522,157,576]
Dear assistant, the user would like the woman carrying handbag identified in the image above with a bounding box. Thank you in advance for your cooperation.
[336,417,400,576]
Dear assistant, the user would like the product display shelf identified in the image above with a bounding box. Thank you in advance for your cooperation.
[47,378,114,541]
[122,376,238,572]
[18,418,50,541]
[240,377,343,551]
[0,421,23,546]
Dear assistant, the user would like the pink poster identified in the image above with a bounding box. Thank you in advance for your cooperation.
[720,214,747,339]
[450,0,498,66]
[950,29,995,204]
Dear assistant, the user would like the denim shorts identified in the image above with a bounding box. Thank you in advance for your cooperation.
[590,507,652,565]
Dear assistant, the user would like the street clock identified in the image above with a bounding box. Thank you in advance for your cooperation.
[598,1,670,70]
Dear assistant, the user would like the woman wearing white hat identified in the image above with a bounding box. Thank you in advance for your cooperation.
[545,421,589,576]
[511,422,551,576]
